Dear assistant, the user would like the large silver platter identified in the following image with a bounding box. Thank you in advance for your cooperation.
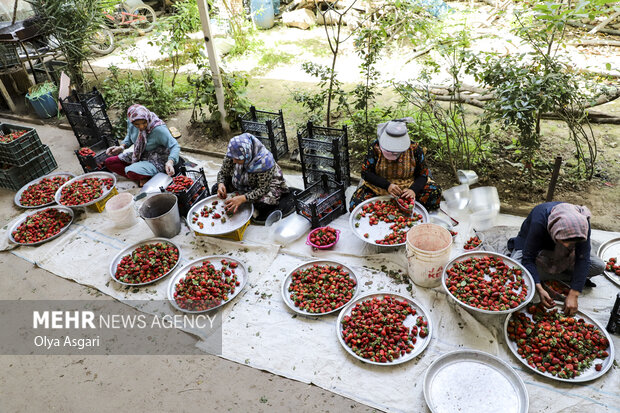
[281,259,359,316]
[336,292,433,366]
[55,171,117,208]
[597,237,620,287]
[186,194,253,236]
[14,172,75,209]
[167,256,248,313]
[424,350,529,413]
[504,304,615,383]
[349,195,429,247]
[442,252,535,315]
[109,237,182,286]
[8,206,75,246]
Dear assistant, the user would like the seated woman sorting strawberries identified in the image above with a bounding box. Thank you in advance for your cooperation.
[216,133,292,222]
[105,104,181,186]
[349,120,442,212]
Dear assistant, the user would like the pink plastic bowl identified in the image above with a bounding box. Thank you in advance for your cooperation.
[306,227,341,249]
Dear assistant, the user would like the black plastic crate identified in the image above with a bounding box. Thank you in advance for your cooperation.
[240,106,288,161]
[60,88,116,148]
[0,123,44,166]
[298,122,350,188]
[75,140,111,173]
[0,145,57,191]
[161,167,210,217]
[294,174,346,228]
[0,44,21,70]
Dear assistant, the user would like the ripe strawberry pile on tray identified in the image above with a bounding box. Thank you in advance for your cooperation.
[354,198,423,245]
[114,242,179,284]
[605,257,619,276]
[288,263,356,314]
[191,199,235,229]
[12,208,72,244]
[59,177,114,206]
[173,259,240,311]
[19,176,71,207]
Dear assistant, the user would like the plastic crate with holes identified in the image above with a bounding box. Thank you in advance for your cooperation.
[75,140,111,173]
[160,166,210,217]
[240,106,288,161]
[60,88,117,148]
[297,122,350,188]
[0,123,46,166]
[294,174,346,228]
[0,145,57,191]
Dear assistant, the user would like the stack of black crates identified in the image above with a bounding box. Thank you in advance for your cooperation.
[240,106,288,161]
[160,166,210,217]
[61,88,117,173]
[0,123,57,190]
[294,122,350,228]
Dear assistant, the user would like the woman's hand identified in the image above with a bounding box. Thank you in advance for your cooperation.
[106,145,124,156]
[401,189,416,200]
[535,283,555,308]
[388,184,402,197]
[563,289,579,316]
[217,183,227,199]
[165,160,175,176]
[225,195,246,214]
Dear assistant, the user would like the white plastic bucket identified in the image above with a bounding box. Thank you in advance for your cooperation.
[406,223,453,288]
[106,192,137,228]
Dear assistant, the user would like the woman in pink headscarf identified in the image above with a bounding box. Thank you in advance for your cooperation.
[105,104,181,185]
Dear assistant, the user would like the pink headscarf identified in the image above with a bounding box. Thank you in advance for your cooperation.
[127,104,165,163]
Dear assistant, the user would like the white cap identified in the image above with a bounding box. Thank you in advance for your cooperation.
[377,121,410,153]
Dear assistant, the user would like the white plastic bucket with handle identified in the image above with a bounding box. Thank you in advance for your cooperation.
[106,192,138,228]
[406,223,453,288]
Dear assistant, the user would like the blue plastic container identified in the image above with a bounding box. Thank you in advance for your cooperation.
[26,91,58,119]
[250,0,274,29]
[273,0,280,14]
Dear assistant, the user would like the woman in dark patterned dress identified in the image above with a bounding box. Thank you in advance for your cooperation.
[349,120,442,212]
[216,133,289,217]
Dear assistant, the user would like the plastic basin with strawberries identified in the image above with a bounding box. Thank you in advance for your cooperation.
[306,226,340,249]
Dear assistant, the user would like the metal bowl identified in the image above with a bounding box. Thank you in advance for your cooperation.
[441,251,535,315]
[597,237,620,287]
[349,195,429,248]
[186,194,253,236]
[14,172,75,209]
[442,184,470,212]
[109,237,182,286]
[281,259,359,316]
[8,206,75,246]
[167,256,248,313]
[336,292,433,366]
[55,171,117,208]
[504,304,615,383]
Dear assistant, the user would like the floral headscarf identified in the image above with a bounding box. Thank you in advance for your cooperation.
[226,133,275,192]
[127,104,165,163]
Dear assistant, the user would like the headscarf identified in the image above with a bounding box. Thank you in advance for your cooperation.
[536,203,591,274]
[226,133,275,192]
[127,104,165,163]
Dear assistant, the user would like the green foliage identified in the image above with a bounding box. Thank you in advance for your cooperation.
[343,106,393,163]
[221,0,258,56]
[292,62,349,124]
[374,0,438,47]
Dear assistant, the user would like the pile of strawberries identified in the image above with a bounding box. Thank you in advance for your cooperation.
[173,259,240,311]
[77,147,96,157]
[341,295,428,363]
[114,242,179,284]
[0,129,27,143]
[445,255,529,311]
[12,208,72,244]
[507,304,610,378]
[308,226,338,247]
[355,199,423,245]
[288,263,356,313]
[19,176,71,207]
[464,236,482,250]
[59,177,114,206]
[192,200,233,229]
[606,257,619,276]
[166,175,194,193]
[395,196,415,212]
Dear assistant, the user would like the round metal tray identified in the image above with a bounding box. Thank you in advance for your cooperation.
[167,255,248,313]
[109,238,182,286]
[336,292,433,365]
[186,194,253,236]
[14,172,75,209]
[504,304,615,383]
[55,171,117,208]
[8,206,75,246]
[442,251,535,315]
[281,259,359,316]
[424,350,529,413]
[597,237,620,287]
[349,195,429,247]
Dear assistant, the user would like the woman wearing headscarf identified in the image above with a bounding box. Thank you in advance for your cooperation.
[216,133,289,216]
[349,120,442,212]
[105,104,181,185]
[507,202,605,315]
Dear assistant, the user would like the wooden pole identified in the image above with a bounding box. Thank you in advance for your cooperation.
[196,0,230,132]
[11,0,19,25]
[546,156,562,202]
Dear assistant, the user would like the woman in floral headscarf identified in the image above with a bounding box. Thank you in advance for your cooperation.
[216,133,289,216]
[105,104,181,185]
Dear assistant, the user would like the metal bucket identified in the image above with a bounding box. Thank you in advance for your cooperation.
[139,193,181,238]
